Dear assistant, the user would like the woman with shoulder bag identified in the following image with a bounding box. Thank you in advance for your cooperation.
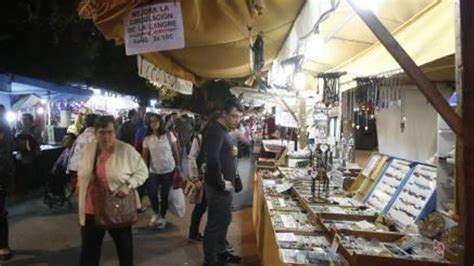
[142,113,180,229]
[77,116,148,266]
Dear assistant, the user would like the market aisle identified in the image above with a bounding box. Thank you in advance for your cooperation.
[5,161,259,266]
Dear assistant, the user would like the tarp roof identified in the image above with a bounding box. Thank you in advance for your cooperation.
[0,74,93,100]
[79,0,454,90]
[79,0,306,84]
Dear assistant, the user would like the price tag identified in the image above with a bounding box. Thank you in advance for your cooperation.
[280,215,297,229]
[331,235,341,253]
[278,198,287,207]
[266,200,274,210]
[433,240,445,258]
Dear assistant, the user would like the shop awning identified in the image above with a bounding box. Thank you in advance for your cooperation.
[78,0,306,84]
[331,0,454,88]
[0,74,93,101]
[271,0,454,88]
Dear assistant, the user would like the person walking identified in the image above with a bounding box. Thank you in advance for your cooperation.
[141,114,180,228]
[45,133,76,206]
[0,125,14,261]
[117,109,138,145]
[68,113,99,193]
[203,99,243,266]
[77,116,148,266]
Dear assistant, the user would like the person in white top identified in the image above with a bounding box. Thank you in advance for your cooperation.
[67,114,99,192]
[142,113,180,228]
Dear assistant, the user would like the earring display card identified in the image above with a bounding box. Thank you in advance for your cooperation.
[266,195,301,211]
[364,158,412,212]
[386,164,437,227]
[279,248,347,265]
[279,167,311,180]
[339,234,451,263]
[276,233,330,250]
[270,210,321,232]
[311,205,377,216]
[322,219,388,232]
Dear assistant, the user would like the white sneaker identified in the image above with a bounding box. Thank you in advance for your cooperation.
[149,214,159,227]
[157,218,167,229]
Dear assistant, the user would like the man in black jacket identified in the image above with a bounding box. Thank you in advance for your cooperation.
[203,99,243,266]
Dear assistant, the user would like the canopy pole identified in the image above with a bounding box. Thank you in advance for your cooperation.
[346,0,466,144]
[455,0,474,264]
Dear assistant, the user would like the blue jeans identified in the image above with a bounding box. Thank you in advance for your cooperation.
[146,172,173,218]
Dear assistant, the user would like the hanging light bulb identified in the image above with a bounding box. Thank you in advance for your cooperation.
[306,33,325,58]
[36,107,45,115]
[351,123,355,128]
[370,114,375,119]
[356,125,360,130]
[364,125,369,131]
[293,72,307,90]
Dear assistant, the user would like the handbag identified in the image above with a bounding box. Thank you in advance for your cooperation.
[234,175,243,193]
[92,145,138,229]
[172,168,185,189]
[166,132,185,189]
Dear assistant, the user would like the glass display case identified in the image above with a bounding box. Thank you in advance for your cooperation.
[364,158,413,212]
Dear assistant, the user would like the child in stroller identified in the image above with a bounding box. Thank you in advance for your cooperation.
[44,133,76,208]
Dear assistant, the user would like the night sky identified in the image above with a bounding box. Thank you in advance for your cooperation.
[0,0,154,98]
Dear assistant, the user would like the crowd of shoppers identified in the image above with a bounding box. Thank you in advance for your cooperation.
[0,97,251,265]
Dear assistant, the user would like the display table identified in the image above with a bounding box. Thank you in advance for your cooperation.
[252,164,457,266]
[12,145,63,193]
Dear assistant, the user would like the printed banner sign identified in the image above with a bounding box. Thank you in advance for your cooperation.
[137,56,193,95]
[124,2,185,55]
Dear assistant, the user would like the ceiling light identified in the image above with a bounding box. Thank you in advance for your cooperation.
[293,72,307,90]
[352,0,381,10]
[306,33,325,58]
[6,111,16,123]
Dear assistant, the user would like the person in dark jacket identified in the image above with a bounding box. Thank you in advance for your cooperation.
[203,99,243,266]
[0,125,13,261]
[117,109,138,145]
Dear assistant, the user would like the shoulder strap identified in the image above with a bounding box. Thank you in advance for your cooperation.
[92,144,99,178]
[166,132,178,163]
[196,134,202,148]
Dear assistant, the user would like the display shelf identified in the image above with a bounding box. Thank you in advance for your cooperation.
[353,154,390,201]
[436,157,455,216]
[436,113,456,215]
[266,195,302,212]
[254,167,456,266]
[386,164,437,227]
[364,158,413,212]
[350,153,386,191]
[338,233,455,266]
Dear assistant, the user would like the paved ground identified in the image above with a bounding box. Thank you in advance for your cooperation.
[4,157,259,266]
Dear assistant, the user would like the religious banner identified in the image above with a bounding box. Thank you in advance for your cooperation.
[137,56,193,95]
[124,2,185,55]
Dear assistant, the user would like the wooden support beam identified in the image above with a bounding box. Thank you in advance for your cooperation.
[346,0,466,143]
[456,0,474,265]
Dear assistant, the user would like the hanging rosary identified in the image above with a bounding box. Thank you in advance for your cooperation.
[317,72,346,108]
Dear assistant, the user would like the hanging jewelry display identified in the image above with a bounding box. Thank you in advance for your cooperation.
[354,77,380,131]
[400,78,407,132]
[316,72,346,108]
[311,144,331,203]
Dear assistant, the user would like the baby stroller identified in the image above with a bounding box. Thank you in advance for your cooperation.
[44,164,73,208]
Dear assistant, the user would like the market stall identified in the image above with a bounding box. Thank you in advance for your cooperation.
[249,0,460,264]
[76,0,469,264]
